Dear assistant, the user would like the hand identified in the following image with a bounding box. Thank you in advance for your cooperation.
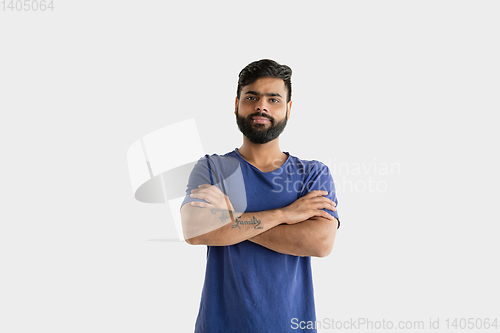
[189,184,235,212]
[280,190,336,224]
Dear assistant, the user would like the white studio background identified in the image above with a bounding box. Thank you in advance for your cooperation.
[1,1,499,332]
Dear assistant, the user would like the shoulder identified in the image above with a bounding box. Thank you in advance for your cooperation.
[201,149,238,161]
[196,150,243,176]
[286,153,330,175]
[193,150,232,166]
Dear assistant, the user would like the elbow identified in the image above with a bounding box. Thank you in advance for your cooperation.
[181,217,203,245]
[314,222,338,258]
[182,222,204,245]
[315,241,334,258]
[184,236,201,245]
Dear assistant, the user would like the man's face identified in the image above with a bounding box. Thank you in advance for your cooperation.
[234,77,292,144]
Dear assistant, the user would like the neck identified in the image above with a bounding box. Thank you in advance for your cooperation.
[237,137,287,171]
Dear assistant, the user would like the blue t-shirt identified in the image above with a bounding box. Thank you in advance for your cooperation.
[181,148,340,333]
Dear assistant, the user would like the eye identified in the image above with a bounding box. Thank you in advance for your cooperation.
[246,96,257,101]
[270,98,280,103]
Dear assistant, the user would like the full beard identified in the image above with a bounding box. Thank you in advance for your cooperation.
[235,109,288,144]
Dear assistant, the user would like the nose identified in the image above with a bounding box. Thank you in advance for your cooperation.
[255,99,268,112]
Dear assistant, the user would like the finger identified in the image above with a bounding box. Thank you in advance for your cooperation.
[319,204,337,211]
[190,191,217,204]
[190,201,210,208]
[319,201,336,211]
[192,184,214,192]
[195,185,223,196]
[323,198,337,211]
[304,190,329,198]
[316,197,337,210]
[316,204,336,212]
[310,199,336,211]
[318,210,335,220]
[192,187,216,195]
[205,185,224,195]
[311,197,332,204]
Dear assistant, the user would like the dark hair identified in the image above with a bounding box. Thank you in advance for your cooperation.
[237,59,292,103]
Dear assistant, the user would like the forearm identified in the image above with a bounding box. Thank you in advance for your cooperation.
[183,186,338,250]
[249,217,338,257]
[182,205,285,246]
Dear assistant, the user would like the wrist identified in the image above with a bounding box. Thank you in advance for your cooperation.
[274,208,289,225]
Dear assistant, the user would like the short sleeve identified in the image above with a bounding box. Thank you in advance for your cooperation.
[180,156,213,209]
[180,154,248,213]
[301,163,340,229]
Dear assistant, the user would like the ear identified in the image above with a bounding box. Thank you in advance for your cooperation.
[286,100,292,119]
[234,97,239,115]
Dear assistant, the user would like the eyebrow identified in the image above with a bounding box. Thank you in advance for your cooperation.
[245,90,283,98]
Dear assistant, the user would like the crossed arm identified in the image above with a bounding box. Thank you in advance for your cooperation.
[180,184,338,257]
[248,216,338,257]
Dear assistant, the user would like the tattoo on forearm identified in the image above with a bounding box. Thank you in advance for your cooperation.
[208,209,261,230]
[210,208,234,223]
[232,216,263,230]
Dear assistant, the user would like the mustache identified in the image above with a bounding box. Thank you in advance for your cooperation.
[247,112,274,123]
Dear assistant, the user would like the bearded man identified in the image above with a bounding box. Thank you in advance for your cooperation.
[181,59,340,333]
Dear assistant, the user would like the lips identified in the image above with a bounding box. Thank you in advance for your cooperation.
[252,116,271,123]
